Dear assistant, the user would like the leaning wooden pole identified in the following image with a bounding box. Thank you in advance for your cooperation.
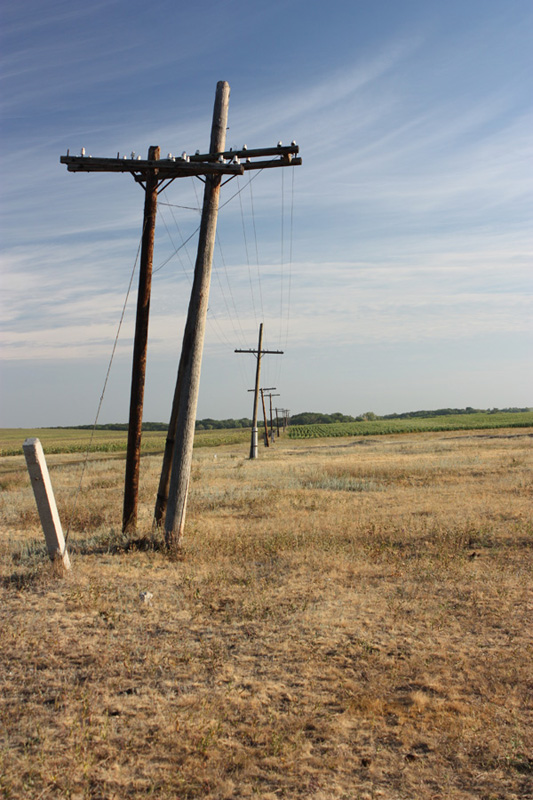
[164,82,230,550]
[123,145,160,533]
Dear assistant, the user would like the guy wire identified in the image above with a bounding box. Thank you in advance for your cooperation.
[64,228,145,545]
[285,165,295,347]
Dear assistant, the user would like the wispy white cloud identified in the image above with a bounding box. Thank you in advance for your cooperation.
[1,1,531,424]
[3,242,530,361]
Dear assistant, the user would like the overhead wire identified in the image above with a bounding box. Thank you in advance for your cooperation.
[64,227,145,545]
[269,168,285,388]
[158,201,201,212]
[219,166,265,211]
[215,231,248,349]
[237,176,258,325]
[159,194,237,352]
[190,176,202,211]
[162,199,240,350]
[287,165,295,347]
[158,207,193,284]
[152,224,200,274]
[153,163,292,414]
[62,160,295,539]
[279,168,285,351]
[248,178,264,320]
[273,165,295,388]
[153,169,265,277]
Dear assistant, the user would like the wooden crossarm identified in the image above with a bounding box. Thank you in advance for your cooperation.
[60,155,244,177]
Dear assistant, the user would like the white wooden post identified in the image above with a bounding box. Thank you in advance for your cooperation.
[23,438,71,570]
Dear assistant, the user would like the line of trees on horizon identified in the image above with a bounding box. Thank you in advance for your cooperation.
[58,407,532,432]
[289,407,532,426]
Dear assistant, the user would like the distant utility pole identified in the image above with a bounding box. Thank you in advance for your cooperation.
[279,409,290,430]
[265,392,280,442]
[61,81,301,539]
[236,323,283,458]
[250,387,276,447]
[260,389,269,446]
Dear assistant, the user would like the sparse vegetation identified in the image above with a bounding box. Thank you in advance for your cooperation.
[0,428,532,798]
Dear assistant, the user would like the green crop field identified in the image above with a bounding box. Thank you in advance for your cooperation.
[1,412,531,455]
[0,427,251,457]
[286,411,533,439]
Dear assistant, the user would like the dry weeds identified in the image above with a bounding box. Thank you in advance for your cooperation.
[0,430,532,799]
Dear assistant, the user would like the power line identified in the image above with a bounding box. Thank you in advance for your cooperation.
[152,168,266,276]
[160,194,249,365]
[158,206,193,284]
[286,165,295,347]
[216,231,248,349]
[279,167,285,350]
[237,176,258,324]
[64,229,144,543]
[248,177,264,319]
[152,224,200,274]
[158,201,201,212]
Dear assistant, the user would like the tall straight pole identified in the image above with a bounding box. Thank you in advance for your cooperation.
[249,323,264,459]
[123,145,160,533]
[164,82,230,550]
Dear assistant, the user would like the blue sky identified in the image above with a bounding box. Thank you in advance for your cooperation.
[1,0,532,427]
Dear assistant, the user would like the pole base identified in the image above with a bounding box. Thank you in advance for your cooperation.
[249,427,258,459]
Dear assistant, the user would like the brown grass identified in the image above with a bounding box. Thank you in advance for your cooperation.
[0,430,532,799]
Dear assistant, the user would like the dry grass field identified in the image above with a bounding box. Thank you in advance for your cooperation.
[0,429,532,799]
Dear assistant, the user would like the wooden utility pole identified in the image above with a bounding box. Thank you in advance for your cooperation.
[251,388,277,446]
[154,145,300,528]
[61,140,244,535]
[123,145,159,532]
[164,81,230,549]
[250,323,263,458]
[278,409,290,431]
[260,389,270,446]
[61,82,301,541]
[258,386,276,447]
[236,324,283,458]
[266,392,280,442]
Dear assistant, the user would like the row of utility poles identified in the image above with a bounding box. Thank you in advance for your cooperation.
[61,80,301,550]
[236,322,283,458]
[275,408,291,436]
